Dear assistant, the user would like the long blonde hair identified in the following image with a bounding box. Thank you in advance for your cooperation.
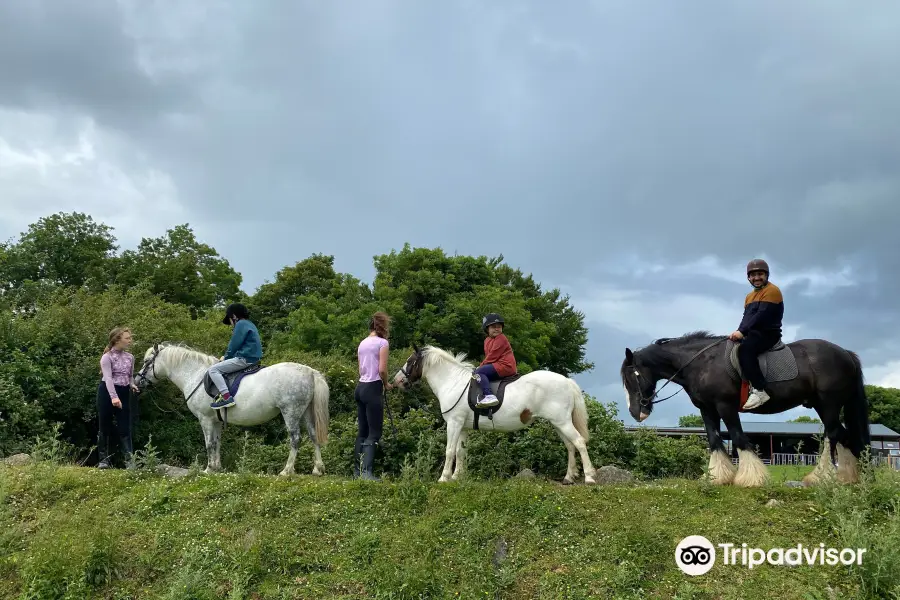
[104,326,131,354]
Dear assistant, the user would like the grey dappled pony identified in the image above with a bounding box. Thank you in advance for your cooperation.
[135,343,329,476]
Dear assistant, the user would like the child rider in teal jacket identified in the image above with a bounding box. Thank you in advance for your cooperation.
[209,303,262,409]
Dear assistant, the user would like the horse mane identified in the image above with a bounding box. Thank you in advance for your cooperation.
[652,330,723,345]
[157,342,219,369]
[621,330,725,382]
[421,345,475,374]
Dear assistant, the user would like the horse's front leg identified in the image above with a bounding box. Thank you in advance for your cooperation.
[700,406,736,485]
[439,420,463,482]
[719,402,769,487]
[451,429,469,481]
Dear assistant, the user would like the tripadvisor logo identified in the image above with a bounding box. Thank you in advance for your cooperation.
[675,536,867,574]
[675,536,716,575]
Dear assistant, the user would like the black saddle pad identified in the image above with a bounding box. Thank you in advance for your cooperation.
[466,373,522,429]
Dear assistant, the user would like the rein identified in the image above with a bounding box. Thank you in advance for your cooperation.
[134,343,204,413]
[634,338,726,407]
[398,353,469,416]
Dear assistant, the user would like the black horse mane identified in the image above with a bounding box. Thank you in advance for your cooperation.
[621,330,726,383]
[653,330,724,345]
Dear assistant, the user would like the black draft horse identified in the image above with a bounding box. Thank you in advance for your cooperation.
[621,331,871,487]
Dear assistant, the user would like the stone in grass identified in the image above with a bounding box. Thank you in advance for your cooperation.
[3,453,31,467]
[784,480,804,488]
[515,468,536,479]
[594,465,634,484]
[156,463,191,478]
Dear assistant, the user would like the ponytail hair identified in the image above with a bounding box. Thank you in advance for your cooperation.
[102,326,131,355]
[100,326,130,374]
[369,312,390,339]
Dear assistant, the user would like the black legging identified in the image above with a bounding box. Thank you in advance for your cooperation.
[355,380,384,444]
[96,382,133,457]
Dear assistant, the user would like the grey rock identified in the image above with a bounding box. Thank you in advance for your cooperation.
[3,453,31,467]
[492,537,508,568]
[157,464,191,478]
[594,465,635,484]
[784,480,804,488]
[515,468,535,479]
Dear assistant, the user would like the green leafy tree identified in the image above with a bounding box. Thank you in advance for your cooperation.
[0,212,117,297]
[369,244,593,376]
[678,415,704,427]
[115,224,242,316]
[788,415,821,423]
[251,254,373,338]
[866,385,900,434]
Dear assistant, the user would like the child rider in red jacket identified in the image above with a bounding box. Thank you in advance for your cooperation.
[474,313,517,408]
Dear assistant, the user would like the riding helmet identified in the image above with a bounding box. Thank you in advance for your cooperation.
[482,313,505,332]
[223,302,250,324]
[746,258,769,275]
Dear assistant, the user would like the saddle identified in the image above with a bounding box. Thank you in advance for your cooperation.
[467,373,522,430]
[724,340,799,409]
[203,362,266,423]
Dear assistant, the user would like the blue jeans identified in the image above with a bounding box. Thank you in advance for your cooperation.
[474,364,499,396]
[207,357,250,397]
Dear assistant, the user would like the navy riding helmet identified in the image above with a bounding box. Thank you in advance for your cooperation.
[223,302,250,324]
[482,313,504,332]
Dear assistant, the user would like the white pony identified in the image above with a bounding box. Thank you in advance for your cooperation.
[393,344,597,484]
[134,343,329,476]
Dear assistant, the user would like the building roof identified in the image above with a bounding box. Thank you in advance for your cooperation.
[625,421,900,438]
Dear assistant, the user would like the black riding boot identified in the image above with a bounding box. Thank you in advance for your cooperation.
[97,433,112,470]
[120,435,135,470]
[352,436,365,478]
[360,441,380,481]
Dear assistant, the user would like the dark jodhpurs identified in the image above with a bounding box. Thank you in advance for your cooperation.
[96,382,134,464]
[474,364,499,396]
[354,380,384,477]
[737,330,781,391]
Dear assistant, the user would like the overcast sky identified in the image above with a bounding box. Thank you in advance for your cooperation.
[2,1,899,426]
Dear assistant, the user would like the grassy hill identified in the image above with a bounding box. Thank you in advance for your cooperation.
[1,460,899,600]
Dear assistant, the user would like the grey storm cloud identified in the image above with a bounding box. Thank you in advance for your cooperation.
[2,0,900,423]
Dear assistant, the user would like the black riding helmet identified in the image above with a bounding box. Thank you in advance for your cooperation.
[223,302,250,325]
[482,313,504,332]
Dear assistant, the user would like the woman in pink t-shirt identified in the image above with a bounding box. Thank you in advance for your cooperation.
[96,327,139,469]
[353,311,393,480]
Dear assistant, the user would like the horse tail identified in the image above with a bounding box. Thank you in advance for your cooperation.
[844,350,871,455]
[568,378,590,442]
[312,370,330,446]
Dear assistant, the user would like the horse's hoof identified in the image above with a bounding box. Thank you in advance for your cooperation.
[312,467,323,476]
[584,476,596,485]
[438,476,449,483]
[562,477,574,485]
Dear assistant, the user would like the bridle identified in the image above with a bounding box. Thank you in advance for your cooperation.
[627,338,726,407]
[134,342,161,391]
[396,347,469,416]
[134,342,203,403]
